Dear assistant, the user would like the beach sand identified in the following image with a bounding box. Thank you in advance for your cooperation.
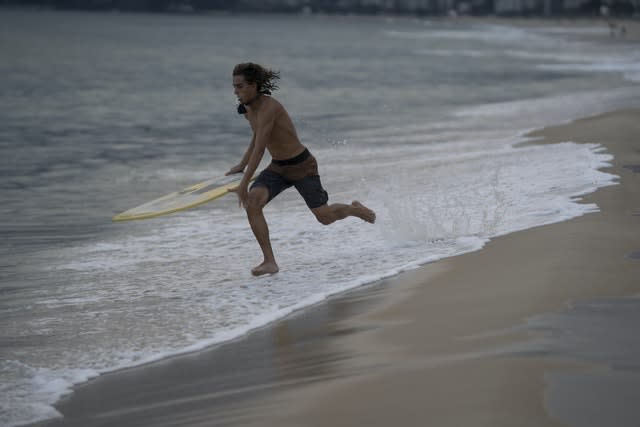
[33,109,640,427]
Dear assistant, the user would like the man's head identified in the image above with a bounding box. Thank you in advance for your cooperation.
[232,63,280,105]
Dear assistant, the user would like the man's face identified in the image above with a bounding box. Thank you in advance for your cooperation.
[233,75,257,105]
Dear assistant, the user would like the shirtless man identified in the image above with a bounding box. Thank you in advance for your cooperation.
[227,62,376,276]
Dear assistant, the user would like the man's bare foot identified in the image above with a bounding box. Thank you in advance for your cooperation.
[251,261,279,276]
[351,201,376,223]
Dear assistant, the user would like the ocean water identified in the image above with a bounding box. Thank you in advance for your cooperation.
[1,9,639,427]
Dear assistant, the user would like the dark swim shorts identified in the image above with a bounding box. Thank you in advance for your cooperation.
[251,148,329,209]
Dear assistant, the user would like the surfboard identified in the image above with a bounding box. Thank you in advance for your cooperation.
[112,173,253,222]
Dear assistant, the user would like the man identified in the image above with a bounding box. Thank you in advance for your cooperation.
[227,63,376,276]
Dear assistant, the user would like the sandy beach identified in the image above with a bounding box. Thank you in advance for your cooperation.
[31,109,640,427]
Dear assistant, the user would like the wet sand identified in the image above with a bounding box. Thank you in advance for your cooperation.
[32,110,640,427]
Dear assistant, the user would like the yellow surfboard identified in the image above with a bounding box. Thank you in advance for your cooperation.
[112,173,253,222]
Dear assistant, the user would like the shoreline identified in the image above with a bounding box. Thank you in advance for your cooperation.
[30,109,640,427]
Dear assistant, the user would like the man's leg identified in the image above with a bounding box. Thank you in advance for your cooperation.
[311,201,376,225]
[293,175,375,226]
[245,186,279,276]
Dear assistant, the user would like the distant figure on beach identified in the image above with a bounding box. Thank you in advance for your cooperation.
[607,21,628,38]
[227,62,376,276]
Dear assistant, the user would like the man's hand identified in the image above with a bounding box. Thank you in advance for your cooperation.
[226,164,245,176]
[228,182,248,208]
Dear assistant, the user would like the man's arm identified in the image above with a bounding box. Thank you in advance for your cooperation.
[226,134,255,175]
[234,106,276,206]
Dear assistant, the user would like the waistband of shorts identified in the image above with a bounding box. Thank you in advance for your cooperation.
[271,148,311,166]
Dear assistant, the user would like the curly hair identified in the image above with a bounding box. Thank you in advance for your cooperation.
[233,62,280,95]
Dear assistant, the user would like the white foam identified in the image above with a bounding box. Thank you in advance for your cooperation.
[0,360,98,427]
[454,87,640,128]
[538,61,640,83]
[408,23,639,84]
[416,48,497,58]
[536,26,611,35]
[385,24,542,45]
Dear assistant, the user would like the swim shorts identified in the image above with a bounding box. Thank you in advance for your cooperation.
[251,148,329,209]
